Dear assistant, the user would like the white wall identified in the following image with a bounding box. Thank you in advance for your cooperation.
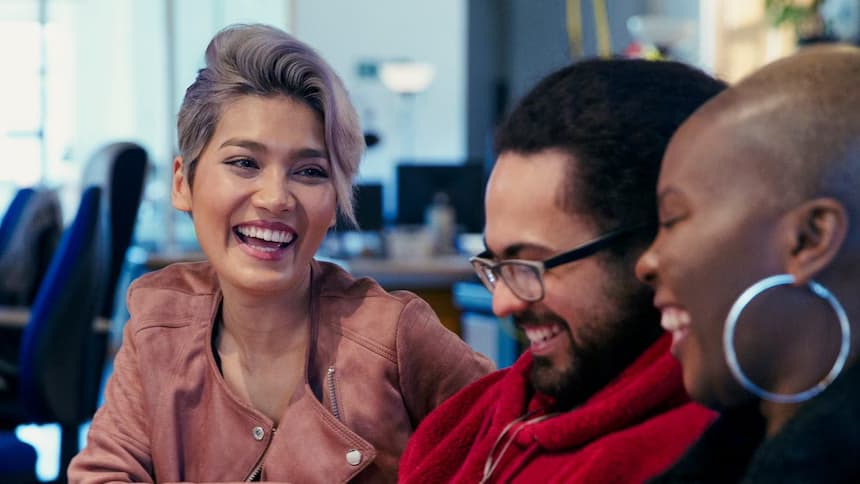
[70,0,291,246]
[68,0,465,233]
[72,0,291,171]
[293,0,467,217]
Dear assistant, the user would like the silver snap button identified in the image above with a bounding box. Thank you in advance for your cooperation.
[252,426,265,441]
[345,449,362,466]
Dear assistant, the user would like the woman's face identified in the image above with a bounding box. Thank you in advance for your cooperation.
[172,94,336,298]
[635,115,793,410]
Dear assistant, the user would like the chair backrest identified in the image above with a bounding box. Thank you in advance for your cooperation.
[81,141,149,320]
[0,188,35,253]
[0,432,37,482]
[18,186,109,424]
[0,188,63,306]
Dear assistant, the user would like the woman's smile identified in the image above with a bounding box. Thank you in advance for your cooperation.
[233,220,298,261]
[660,306,691,356]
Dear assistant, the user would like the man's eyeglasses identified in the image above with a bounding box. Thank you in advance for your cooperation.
[469,225,649,303]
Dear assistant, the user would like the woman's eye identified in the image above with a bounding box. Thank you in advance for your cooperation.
[295,166,329,179]
[225,158,259,170]
[659,216,682,229]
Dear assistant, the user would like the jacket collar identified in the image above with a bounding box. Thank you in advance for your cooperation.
[203,259,377,477]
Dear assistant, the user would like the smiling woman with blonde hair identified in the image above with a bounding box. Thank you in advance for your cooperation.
[68,24,492,483]
[637,44,860,482]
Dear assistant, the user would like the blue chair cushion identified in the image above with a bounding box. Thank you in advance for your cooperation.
[17,186,105,423]
[0,431,37,473]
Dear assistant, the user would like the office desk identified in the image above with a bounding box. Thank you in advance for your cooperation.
[337,255,475,288]
[337,255,477,335]
[0,306,28,327]
[140,251,477,335]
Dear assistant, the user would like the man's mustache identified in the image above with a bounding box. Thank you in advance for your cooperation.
[514,310,569,330]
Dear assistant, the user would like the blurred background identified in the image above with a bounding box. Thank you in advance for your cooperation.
[1,0,858,481]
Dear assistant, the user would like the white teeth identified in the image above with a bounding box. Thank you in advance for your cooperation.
[523,324,563,344]
[661,307,691,332]
[237,225,294,244]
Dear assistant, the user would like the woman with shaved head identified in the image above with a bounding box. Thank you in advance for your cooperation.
[636,44,860,482]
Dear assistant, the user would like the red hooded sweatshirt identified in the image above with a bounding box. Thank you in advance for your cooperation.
[399,334,714,483]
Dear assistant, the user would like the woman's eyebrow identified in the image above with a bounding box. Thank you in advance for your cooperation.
[219,137,266,152]
[294,147,328,160]
[217,139,328,161]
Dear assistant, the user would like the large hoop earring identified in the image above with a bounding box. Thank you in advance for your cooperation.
[723,274,851,404]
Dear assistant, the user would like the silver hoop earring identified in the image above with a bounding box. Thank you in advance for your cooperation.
[723,274,851,404]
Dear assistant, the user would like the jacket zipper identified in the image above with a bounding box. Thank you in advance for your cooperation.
[245,426,277,481]
[327,366,341,420]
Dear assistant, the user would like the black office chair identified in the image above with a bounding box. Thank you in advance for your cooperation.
[79,141,148,413]
[0,188,35,253]
[0,187,63,306]
[81,141,148,323]
[0,186,108,483]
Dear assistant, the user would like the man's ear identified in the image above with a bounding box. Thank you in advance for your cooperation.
[172,156,192,212]
[785,197,848,284]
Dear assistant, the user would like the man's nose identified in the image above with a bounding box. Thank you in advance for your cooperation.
[491,279,529,318]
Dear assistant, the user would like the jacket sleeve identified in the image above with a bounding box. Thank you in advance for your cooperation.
[67,317,154,483]
[395,296,495,426]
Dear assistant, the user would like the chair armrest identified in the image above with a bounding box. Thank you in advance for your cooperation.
[0,306,29,328]
[0,307,109,333]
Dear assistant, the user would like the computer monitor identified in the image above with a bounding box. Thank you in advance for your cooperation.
[395,163,486,234]
[335,182,384,232]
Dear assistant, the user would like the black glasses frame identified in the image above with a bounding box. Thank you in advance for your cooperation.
[469,224,650,302]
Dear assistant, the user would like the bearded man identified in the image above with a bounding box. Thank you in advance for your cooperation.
[398,58,726,483]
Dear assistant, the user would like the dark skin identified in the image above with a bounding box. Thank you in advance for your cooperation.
[636,44,860,439]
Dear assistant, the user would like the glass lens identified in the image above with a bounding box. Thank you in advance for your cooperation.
[499,263,543,301]
[471,260,496,292]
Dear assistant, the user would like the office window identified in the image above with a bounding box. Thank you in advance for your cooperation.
[0,0,75,211]
[0,3,43,189]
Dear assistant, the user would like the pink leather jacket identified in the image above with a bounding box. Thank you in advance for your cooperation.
[68,260,493,483]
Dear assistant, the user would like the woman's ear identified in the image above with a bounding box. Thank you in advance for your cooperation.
[786,197,848,284]
[172,156,192,212]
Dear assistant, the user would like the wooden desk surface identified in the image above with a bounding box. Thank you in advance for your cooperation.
[339,255,476,289]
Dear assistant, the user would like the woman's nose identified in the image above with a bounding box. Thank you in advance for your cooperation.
[635,245,659,287]
[253,172,295,212]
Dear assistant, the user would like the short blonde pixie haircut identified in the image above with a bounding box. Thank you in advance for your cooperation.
[177,24,364,225]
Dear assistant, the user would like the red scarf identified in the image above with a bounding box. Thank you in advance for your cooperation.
[399,334,715,483]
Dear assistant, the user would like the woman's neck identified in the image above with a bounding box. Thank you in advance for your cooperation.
[217,269,313,357]
[760,400,801,438]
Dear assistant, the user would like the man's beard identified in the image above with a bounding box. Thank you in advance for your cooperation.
[523,279,662,411]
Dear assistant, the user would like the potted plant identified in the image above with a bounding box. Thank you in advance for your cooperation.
[765,0,833,43]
